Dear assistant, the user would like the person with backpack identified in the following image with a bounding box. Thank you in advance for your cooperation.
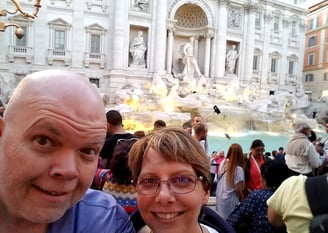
[267,173,328,233]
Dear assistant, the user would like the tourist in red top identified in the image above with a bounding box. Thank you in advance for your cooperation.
[244,139,271,196]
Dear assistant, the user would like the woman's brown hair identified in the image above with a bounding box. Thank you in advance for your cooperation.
[225,143,244,187]
[128,127,211,191]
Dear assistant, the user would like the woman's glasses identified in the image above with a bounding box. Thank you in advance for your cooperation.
[254,147,265,153]
[133,175,203,195]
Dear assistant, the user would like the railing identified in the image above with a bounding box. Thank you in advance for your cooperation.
[47,49,71,66]
[8,45,33,63]
[267,72,279,84]
[84,52,105,68]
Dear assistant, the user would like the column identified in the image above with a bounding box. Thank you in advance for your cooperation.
[194,37,199,60]
[261,11,273,87]
[150,0,168,73]
[214,0,229,78]
[204,30,214,77]
[281,17,290,85]
[111,0,128,70]
[166,27,174,74]
[243,3,257,82]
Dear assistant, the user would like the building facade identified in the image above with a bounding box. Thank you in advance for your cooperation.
[0,0,307,104]
[303,0,328,100]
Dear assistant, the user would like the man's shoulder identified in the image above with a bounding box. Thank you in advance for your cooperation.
[49,189,134,233]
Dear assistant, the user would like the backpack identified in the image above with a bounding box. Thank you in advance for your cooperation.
[305,175,328,233]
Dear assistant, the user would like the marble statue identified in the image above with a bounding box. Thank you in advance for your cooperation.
[225,44,239,74]
[129,31,147,67]
[180,37,203,81]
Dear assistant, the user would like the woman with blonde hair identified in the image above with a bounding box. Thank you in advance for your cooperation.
[216,143,245,219]
[128,127,235,233]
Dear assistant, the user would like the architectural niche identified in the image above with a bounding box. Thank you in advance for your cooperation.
[174,4,208,29]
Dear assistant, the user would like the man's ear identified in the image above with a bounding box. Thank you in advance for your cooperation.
[0,117,4,137]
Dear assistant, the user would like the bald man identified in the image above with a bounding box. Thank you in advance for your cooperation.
[0,70,134,233]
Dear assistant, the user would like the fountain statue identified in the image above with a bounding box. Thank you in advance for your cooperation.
[105,69,320,134]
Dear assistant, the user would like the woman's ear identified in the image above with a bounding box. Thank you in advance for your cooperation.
[202,189,210,205]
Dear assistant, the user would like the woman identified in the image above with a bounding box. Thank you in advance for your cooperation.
[227,160,289,233]
[102,138,138,214]
[244,139,271,195]
[128,128,235,233]
[216,143,245,219]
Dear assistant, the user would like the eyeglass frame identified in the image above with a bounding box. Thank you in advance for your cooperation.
[116,137,138,145]
[132,175,204,195]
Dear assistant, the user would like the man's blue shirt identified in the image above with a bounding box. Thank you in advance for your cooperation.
[48,189,135,233]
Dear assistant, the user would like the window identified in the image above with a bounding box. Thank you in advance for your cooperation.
[253,55,259,70]
[309,17,318,30]
[291,21,297,35]
[48,18,71,50]
[15,26,27,46]
[273,16,280,31]
[308,36,316,47]
[54,30,65,49]
[255,12,261,27]
[84,23,106,68]
[90,34,100,53]
[288,61,294,75]
[308,53,315,65]
[324,73,328,81]
[305,74,314,82]
[271,58,277,73]
[48,18,71,65]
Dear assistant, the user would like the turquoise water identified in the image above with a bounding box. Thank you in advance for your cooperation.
[207,131,291,155]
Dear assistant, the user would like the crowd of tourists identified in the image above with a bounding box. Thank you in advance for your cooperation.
[1,69,328,233]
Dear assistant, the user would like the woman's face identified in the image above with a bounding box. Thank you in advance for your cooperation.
[137,148,209,233]
[252,146,265,158]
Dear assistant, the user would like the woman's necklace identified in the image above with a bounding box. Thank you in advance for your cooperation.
[149,223,205,233]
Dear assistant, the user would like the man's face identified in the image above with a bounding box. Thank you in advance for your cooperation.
[0,85,106,224]
[325,123,328,134]
[192,117,202,127]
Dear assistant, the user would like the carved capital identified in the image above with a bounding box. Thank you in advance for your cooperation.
[218,0,230,6]
[245,2,259,12]
[264,12,272,23]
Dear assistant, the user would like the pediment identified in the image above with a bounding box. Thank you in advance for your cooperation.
[85,23,106,31]
[48,18,70,27]
[270,51,281,58]
[288,54,298,60]
[254,48,262,54]
[8,14,33,23]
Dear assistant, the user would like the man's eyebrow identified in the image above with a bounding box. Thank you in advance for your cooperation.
[37,122,62,137]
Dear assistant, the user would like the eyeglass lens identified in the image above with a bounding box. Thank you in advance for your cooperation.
[135,175,201,195]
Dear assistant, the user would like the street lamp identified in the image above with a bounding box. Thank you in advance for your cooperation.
[0,0,41,39]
